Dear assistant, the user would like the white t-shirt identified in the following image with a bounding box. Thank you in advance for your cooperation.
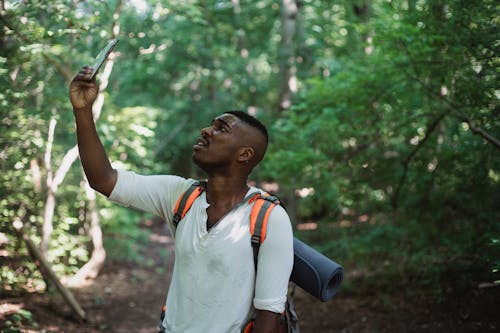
[108,169,294,333]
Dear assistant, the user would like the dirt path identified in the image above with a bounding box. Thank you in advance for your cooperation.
[3,218,499,332]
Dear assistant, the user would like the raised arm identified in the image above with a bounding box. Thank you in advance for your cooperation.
[69,66,117,196]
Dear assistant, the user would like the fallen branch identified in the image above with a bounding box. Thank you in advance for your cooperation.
[16,225,86,322]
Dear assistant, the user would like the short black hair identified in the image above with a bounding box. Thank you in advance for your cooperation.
[224,110,268,144]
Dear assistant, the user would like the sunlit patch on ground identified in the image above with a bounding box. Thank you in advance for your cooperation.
[148,233,173,244]
[0,302,24,320]
[297,222,318,231]
[339,220,352,227]
[260,181,280,193]
[0,302,41,332]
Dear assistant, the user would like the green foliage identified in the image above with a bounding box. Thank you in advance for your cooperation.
[0,308,38,333]
[1,0,498,297]
[0,0,159,291]
[99,204,151,263]
[113,0,283,177]
[269,0,499,289]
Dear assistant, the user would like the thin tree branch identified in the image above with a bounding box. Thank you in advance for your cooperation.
[453,114,500,149]
[44,115,57,184]
[1,8,75,82]
[42,53,74,82]
[50,145,79,193]
[0,10,29,42]
[392,111,448,209]
[399,39,500,150]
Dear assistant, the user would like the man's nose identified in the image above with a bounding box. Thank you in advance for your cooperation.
[201,126,212,137]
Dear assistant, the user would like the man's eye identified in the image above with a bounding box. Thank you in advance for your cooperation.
[215,124,227,132]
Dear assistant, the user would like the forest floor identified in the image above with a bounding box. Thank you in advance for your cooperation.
[1,218,499,333]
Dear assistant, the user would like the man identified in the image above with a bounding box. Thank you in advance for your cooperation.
[69,66,294,333]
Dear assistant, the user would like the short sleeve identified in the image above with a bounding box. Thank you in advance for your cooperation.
[108,169,193,225]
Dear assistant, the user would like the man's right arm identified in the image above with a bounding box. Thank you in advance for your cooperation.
[70,66,117,197]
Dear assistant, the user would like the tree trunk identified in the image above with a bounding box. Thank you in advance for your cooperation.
[232,0,246,51]
[41,115,57,256]
[277,0,301,223]
[40,143,79,256]
[346,0,371,55]
[408,0,416,13]
[277,0,299,111]
[64,180,106,286]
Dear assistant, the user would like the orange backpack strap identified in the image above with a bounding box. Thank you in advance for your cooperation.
[172,185,281,270]
[172,181,205,229]
[249,193,280,270]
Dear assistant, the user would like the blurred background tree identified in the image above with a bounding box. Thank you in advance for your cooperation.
[1,0,498,304]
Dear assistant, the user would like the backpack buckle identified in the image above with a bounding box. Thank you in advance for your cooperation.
[251,234,261,246]
[260,195,280,205]
[173,213,181,227]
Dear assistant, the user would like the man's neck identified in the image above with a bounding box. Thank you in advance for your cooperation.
[205,175,249,208]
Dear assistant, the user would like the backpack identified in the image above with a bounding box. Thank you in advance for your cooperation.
[159,181,300,333]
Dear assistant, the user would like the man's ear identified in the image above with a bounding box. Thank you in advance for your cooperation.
[237,146,255,163]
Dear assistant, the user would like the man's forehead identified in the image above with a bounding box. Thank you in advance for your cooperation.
[216,113,267,152]
[215,113,264,141]
[215,113,242,126]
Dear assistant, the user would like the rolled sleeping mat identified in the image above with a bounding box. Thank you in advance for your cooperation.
[290,237,344,302]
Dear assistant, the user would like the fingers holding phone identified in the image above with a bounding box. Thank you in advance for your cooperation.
[69,39,118,112]
[70,66,99,112]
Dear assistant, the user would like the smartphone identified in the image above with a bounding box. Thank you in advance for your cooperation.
[89,39,119,81]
